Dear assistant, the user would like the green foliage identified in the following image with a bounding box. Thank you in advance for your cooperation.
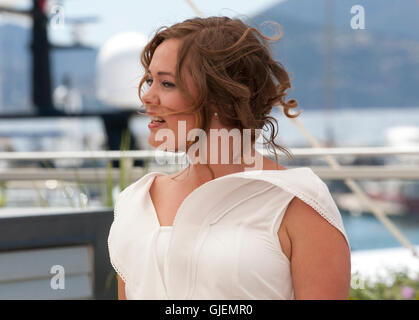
[0,181,6,207]
[104,270,117,293]
[2,128,151,211]
[104,128,152,208]
[119,128,131,193]
[349,268,419,300]
[105,159,114,208]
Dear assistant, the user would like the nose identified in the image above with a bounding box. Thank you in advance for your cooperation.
[141,82,159,106]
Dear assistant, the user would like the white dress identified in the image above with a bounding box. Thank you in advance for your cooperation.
[107,167,350,300]
[156,226,172,277]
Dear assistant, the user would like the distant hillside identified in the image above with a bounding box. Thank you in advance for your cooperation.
[256,0,419,40]
[0,24,31,112]
[0,23,100,113]
[251,0,419,109]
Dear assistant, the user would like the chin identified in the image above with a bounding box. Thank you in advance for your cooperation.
[148,134,178,152]
[148,135,162,149]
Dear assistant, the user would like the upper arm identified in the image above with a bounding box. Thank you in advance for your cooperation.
[285,197,351,300]
[117,275,127,300]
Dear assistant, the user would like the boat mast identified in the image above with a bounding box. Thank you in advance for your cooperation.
[324,0,336,147]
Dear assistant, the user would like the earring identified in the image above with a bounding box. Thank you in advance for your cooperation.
[214,112,218,117]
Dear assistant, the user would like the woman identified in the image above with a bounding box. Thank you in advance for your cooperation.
[107,16,351,300]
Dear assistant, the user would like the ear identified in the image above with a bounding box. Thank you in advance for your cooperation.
[206,101,218,116]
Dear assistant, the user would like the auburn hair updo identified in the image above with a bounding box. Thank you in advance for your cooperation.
[138,16,302,177]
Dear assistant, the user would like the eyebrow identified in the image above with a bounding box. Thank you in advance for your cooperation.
[147,70,175,77]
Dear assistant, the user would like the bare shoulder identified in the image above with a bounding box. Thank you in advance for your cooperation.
[282,197,351,299]
[283,197,349,246]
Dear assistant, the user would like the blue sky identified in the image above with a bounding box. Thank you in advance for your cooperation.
[0,0,284,47]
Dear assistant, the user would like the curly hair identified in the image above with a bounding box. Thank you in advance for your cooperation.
[138,16,302,178]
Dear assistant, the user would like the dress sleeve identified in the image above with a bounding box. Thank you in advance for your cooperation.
[113,191,123,222]
[271,175,351,253]
[309,177,351,250]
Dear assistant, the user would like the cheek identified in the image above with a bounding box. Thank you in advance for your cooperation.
[166,116,196,132]
[168,115,198,146]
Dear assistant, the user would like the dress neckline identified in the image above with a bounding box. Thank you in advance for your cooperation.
[146,167,310,229]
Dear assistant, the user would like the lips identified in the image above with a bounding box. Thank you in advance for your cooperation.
[146,110,167,128]
[148,119,166,129]
[151,119,166,124]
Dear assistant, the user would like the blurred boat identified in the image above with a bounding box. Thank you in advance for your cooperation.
[338,126,419,216]
[335,191,409,216]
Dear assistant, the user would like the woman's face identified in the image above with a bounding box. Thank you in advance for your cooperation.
[142,38,198,151]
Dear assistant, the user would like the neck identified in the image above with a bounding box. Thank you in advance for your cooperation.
[185,135,266,181]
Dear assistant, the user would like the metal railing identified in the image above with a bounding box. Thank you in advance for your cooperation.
[1,146,419,161]
[1,146,419,258]
[1,165,419,182]
[1,146,418,181]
